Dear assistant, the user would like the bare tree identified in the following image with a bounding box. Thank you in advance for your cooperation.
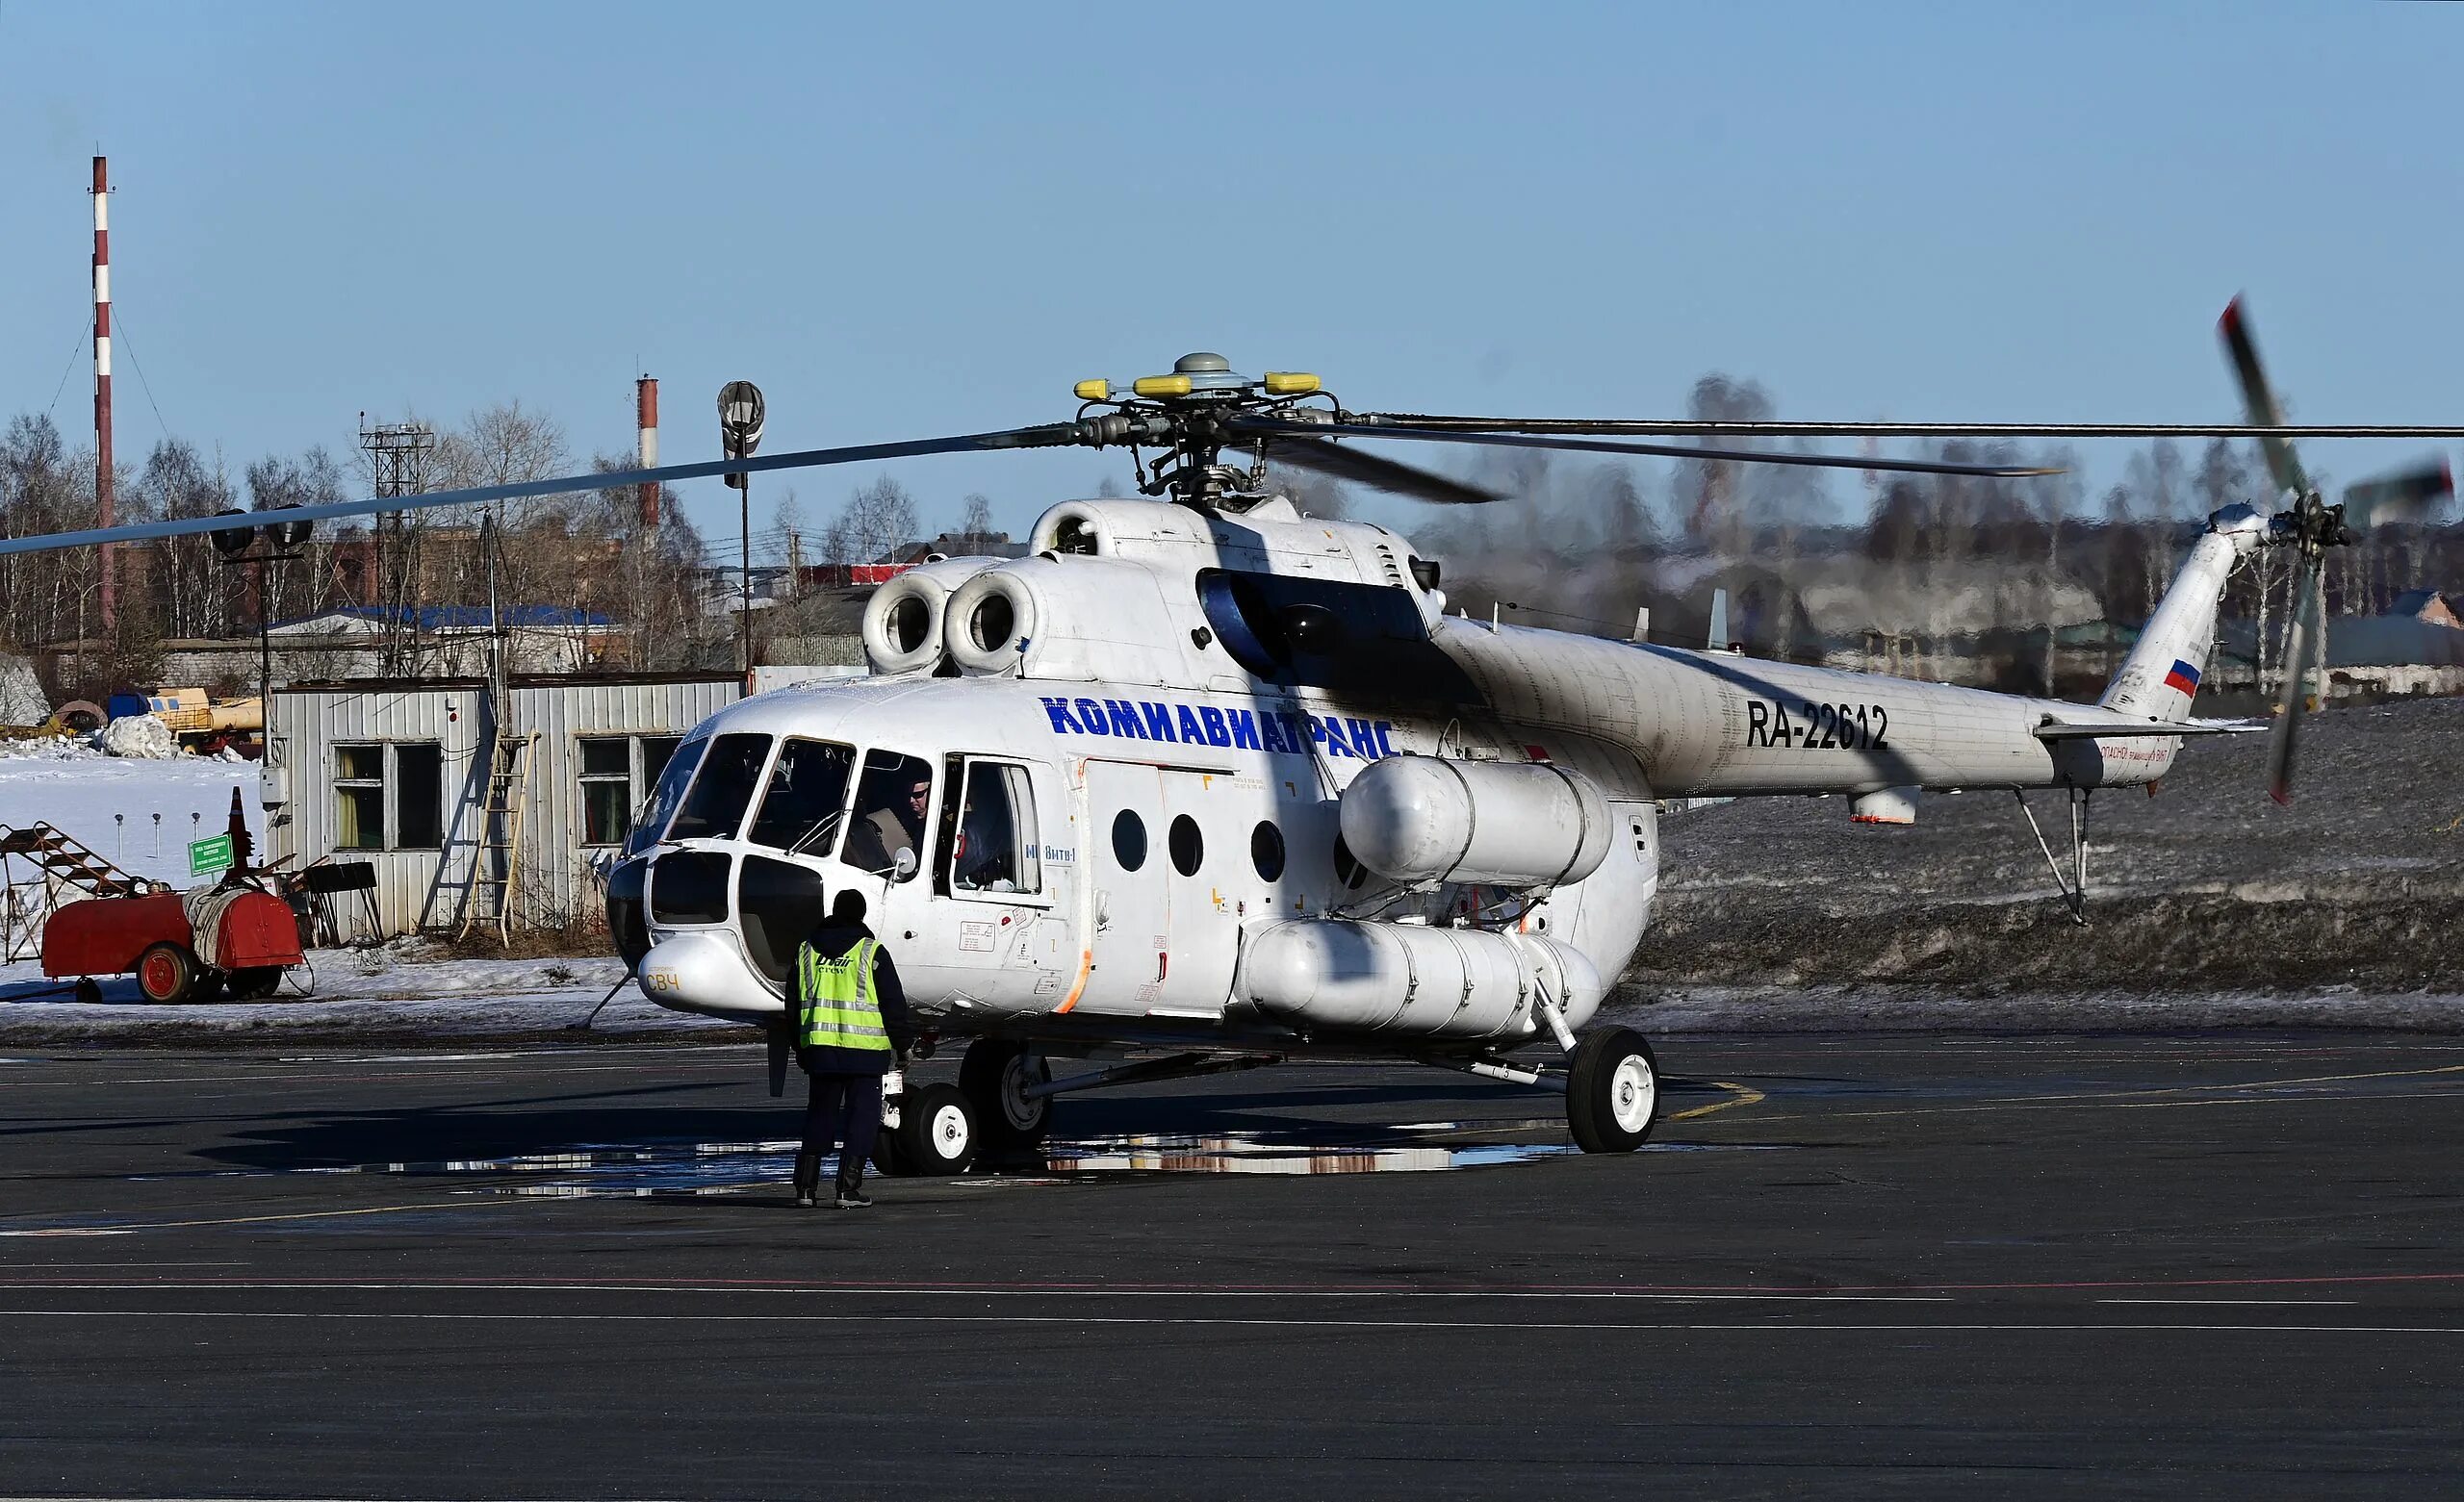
[834,475,919,567]
[955,492,994,540]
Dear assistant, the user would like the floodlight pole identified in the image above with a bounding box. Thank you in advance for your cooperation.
[716,381,767,683]
[739,476,753,675]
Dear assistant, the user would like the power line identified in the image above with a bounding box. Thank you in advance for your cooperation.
[42,322,86,420]
[102,306,175,446]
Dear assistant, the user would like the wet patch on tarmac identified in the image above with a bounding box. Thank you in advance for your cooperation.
[139,1120,1791,1200]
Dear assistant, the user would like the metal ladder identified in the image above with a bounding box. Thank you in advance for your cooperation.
[0,824,164,961]
[454,732,536,947]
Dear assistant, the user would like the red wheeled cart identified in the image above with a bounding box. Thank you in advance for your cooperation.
[41,886,304,1004]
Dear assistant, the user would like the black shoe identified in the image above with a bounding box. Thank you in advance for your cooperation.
[832,1185,874,1209]
[794,1190,819,1209]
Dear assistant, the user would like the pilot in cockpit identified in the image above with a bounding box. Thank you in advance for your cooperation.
[845,772,929,878]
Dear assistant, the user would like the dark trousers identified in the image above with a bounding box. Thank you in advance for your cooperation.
[801,1070,884,1187]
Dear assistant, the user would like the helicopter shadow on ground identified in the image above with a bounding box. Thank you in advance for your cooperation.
[186,1078,771,1174]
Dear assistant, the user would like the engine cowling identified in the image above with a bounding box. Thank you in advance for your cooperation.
[941,556,1192,684]
[860,558,1001,675]
[1339,754,1612,888]
[1236,919,1603,1040]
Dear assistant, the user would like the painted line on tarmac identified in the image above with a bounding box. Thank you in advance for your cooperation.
[0,1198,549,1237]
[2098,1298,2358,1307]
[0,1270,2457,1298]
[1668,1081,1765,1120]
[0,1308,2457,1336]
[0,1280,1963,1305]
[0,1056,753,1090]
[1741,1062,2464,1125]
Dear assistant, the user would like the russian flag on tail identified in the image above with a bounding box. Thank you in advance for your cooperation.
[2163,658,2201,696]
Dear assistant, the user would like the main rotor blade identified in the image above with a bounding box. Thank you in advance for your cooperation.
[0,423,1091,558]
[1233,418,2060,479]
[1259,434,1507,506]
[2218,296,2311,501]
[2343,457,2454,529]
[1348,415,2464,441]
[2268,556,2324,806]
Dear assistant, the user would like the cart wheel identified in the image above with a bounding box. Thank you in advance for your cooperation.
[135,943,197,1005]
[226,967,284,1001]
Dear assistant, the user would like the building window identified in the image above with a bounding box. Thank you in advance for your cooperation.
[580,734,708,849]
[578,737,633,847]
[395,744,444,850]
[334,742,443,852]
[335,745,384,851]
[640,736,682,786]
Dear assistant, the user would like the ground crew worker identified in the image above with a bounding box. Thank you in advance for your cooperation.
[791,889,913,1209]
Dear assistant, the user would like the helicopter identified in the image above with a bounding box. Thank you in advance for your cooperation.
[6,301,2453,1169]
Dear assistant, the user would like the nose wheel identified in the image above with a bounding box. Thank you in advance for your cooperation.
[874,1081,978,1176]
[1565,1026,1659,1154]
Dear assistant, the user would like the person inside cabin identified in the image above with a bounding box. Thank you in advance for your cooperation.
[844,770,929,878]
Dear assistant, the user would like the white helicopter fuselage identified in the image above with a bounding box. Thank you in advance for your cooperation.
[613,495,2263,1058]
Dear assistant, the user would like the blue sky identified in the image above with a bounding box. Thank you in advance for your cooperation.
[1,2,2455,550]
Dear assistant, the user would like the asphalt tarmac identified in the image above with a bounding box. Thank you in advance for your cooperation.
[3,1032,2461,1500]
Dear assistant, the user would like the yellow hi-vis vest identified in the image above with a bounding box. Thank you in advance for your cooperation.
[795,936,892,1052]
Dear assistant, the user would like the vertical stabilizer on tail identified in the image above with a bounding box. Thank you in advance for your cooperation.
[2099,503,2269,721]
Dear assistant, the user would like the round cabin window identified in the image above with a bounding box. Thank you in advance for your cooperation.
[1250,821,1286,881]
[1111,810,1147,872]
[1168,815,1203,877]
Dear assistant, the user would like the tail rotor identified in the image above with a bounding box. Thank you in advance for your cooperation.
[2220,299,2455,803]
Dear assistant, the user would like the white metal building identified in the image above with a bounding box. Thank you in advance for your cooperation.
[262,674,742,936]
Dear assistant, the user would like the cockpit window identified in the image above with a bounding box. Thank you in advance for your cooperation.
[666,732,772,842]
[623,733,708,856]
[950,761,1040,896]
[748,738,857,854]
[841,750,933,882]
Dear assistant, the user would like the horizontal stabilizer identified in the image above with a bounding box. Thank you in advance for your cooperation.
[2033,717,2264,742]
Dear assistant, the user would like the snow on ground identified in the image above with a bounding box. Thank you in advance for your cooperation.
[0,737,263,890]
[0,941,733,1047]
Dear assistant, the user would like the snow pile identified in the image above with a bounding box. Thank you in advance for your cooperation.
[0,655,45,726]
[100,714,177,759]
[0,751,261,889]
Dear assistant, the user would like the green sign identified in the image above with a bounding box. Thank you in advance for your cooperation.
[188,834,234,878]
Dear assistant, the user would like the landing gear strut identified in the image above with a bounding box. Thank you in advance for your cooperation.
[1426,990,1663,1153]
[2015,786,2093,926]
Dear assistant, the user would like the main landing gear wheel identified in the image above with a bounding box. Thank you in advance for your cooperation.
[135,943,197,1005]
[959,1038,1052,1150]
[1566,1027,1659,1154]
[891,1082,978,1176]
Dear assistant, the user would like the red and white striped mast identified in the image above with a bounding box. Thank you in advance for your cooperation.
[635,375,659,529]
[90,155,116,631]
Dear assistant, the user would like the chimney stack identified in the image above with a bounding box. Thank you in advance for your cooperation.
[635,376,659,530]
[91,156,116,631]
